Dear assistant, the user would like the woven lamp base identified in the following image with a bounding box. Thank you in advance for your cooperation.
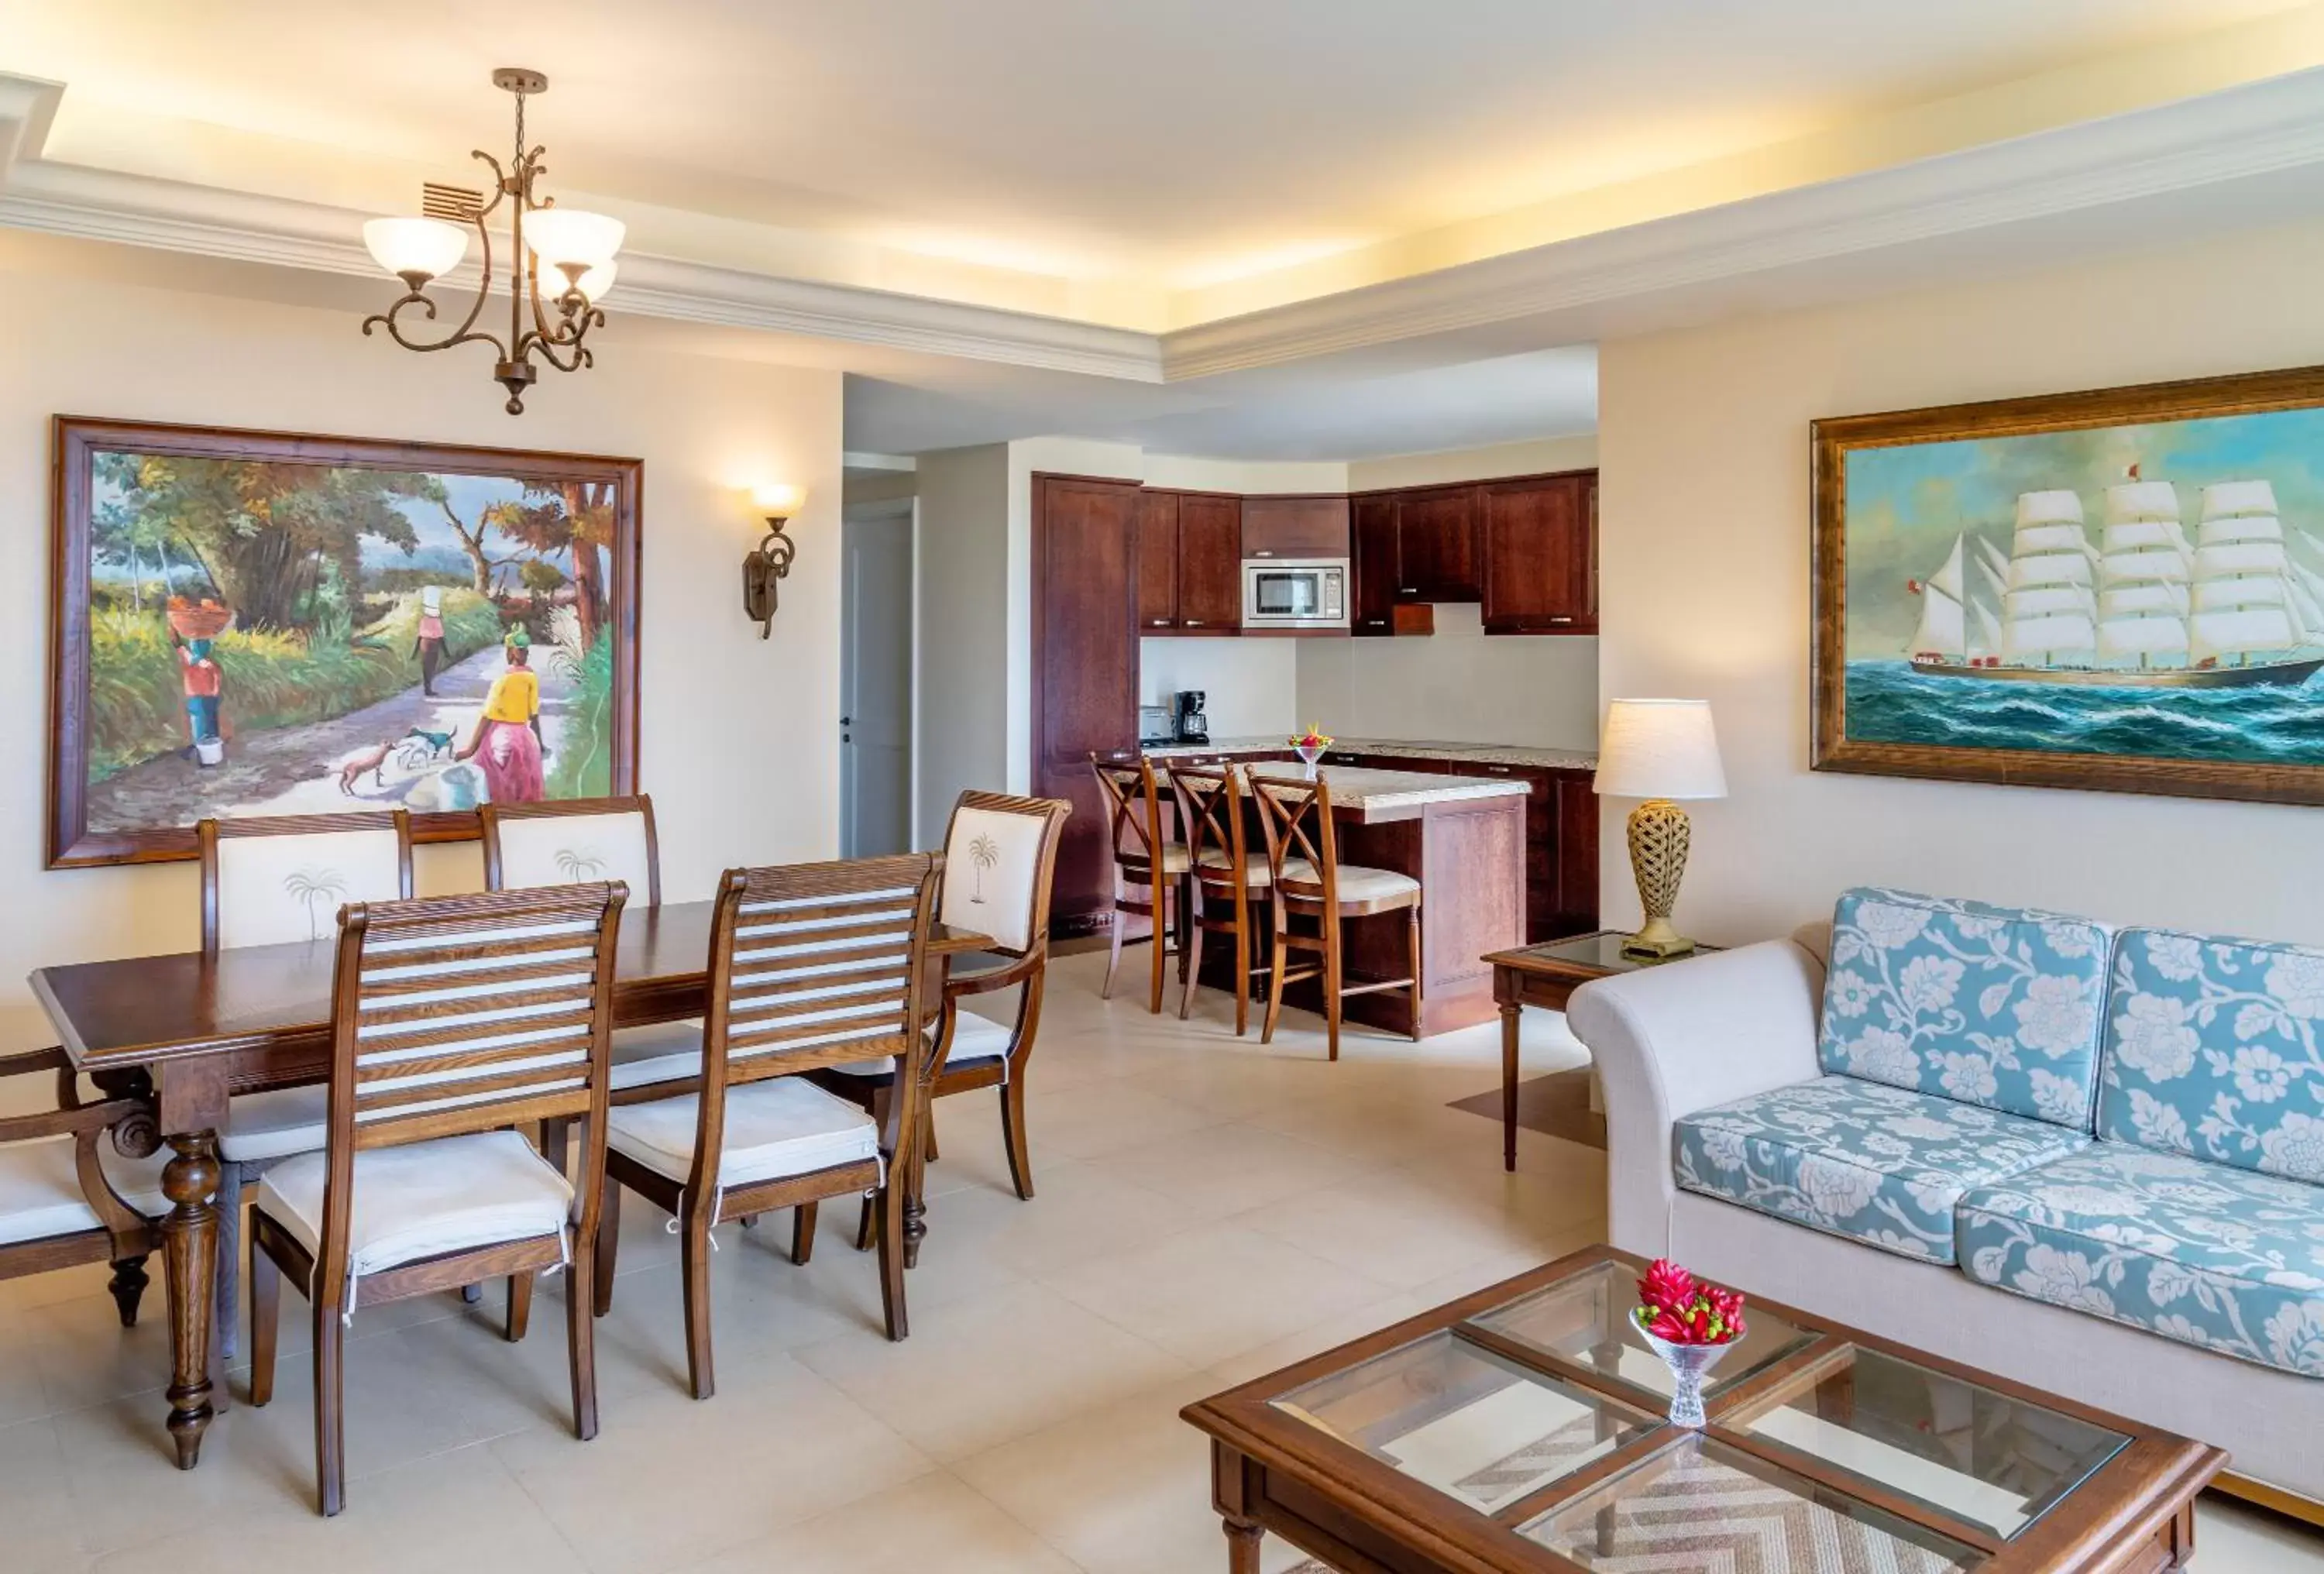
[1622,799,1696,959]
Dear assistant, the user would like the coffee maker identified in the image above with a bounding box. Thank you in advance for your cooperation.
[1173,689,1210,745]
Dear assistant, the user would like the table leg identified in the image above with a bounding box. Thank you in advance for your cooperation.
[902,1081,930,1270]
[1501,998,1521,1172]
[1222,1516,1262,1574]
[160,1130,222,1469]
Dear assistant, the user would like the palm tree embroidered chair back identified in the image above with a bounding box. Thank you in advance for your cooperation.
[325,882,627,1162]
[482,795,661,907]
[703,854,941,1108]
[940,792,1069,957]
[199,811,415,952]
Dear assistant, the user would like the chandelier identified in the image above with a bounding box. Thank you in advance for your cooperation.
[359,68,624,414]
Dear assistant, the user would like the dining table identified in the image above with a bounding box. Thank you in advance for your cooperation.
[28,897,993,1471]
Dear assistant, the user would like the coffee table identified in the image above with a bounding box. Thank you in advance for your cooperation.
[1182,1246,2226,1572]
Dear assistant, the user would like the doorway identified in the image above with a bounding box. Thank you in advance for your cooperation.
[841,501,915,857]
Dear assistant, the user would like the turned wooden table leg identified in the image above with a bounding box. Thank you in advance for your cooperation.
[1222,1516,1263,1573]
[160,1130,223,1469]
[902,1081,930,1270]
[1501,997,1522,1172]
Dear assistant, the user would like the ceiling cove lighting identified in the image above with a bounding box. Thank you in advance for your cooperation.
[360,67,624,414]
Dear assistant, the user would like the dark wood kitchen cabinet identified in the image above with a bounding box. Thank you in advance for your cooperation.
[1136,489,1241,634]
[1394,485,1482,603]
[1034,473,1143,926]
[1240,495,1349,559]
[1351,494,1434,637]
[1481,471,1597,634]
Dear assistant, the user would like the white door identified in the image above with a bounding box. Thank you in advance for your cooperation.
[842,507,915,857]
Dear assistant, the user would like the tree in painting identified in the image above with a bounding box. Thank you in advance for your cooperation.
[82,448,623,837]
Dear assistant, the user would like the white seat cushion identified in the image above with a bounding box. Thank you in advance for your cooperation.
[1128,844,1190,876]
[1282,863,1420,904]
[607,1019,706,1091]
[255,1130,573,1278]
[607,1077,879,1191]
[827,1012,1013,1080]
[220,1085,329,1164]
[1196,849,1315,888]
[0,1137,169,1248]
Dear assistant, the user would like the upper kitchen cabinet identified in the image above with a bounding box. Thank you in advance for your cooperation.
[1394,486,1483,603]
[1240,495,1349,560]
[1480,471,1597,634]
[1352,495,1432,638]
[1136,489,1242,634]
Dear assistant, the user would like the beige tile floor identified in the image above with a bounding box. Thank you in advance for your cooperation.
[2,947,2319,1572]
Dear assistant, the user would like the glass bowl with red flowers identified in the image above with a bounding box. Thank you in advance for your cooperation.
[1287,725,1334,774]
[1630,1258,1747,1428]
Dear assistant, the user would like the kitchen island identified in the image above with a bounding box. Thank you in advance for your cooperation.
[1144,756,1529,1037]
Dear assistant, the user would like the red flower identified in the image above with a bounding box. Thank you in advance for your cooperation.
[1637,1259,1695,1315]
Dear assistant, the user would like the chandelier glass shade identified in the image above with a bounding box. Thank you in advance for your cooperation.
[359,67,621,414]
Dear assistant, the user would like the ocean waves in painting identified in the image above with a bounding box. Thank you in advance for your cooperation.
[1844,659,2324,765]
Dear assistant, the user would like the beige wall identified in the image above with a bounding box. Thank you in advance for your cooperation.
[1298,435,1600,750]
[0,237,843,1050]
[1597,217,2324,947]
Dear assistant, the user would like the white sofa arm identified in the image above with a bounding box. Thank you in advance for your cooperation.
[1566,940,1825,1259]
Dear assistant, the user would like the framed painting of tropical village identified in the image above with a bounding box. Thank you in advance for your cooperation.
[1812,363,2324,806]
[48,418,641,867]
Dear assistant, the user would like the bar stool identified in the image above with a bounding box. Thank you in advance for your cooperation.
[1092,755,1188,1012]
[1251,772,1424,1061]
[1169,762,1294,1036]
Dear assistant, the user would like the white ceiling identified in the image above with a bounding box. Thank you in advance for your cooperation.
[0,0,2303,287]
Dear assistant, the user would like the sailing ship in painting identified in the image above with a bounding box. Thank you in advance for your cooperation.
[1906,471,2324,688]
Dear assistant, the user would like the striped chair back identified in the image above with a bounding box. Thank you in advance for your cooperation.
[696,854,942,1186]
[328,882,630,1151]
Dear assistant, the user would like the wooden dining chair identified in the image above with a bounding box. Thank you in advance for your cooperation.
[1250,772,1424,1061]
[594,854,942,1400]
[1169,763,1289,1036]
[482,795,703,1132]
[815,792,1071,1246]
[0,1047,166,1325]
[246,881,628,1516]
[1092,755,1188,1012]
[200,809,414,1359]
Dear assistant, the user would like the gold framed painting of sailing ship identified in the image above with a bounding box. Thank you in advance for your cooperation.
[1813,363,2324,806]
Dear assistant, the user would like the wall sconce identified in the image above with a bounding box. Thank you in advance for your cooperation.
[744,483,803,638]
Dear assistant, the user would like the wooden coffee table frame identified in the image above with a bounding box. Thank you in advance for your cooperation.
[1184,1246,2226,1573]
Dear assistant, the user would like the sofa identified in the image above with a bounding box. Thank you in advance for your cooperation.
[1566,886,2324,1510]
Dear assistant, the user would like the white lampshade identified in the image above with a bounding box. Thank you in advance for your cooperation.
[1594,699,1728,801]
[753,483,805,517]
[362,216,469,282]
[524,207,625,272]
[572,260,617,304]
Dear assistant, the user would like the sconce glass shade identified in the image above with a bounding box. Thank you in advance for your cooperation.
[363,216,470,282]
[572,261,617,303]
[753,483,806,517]
[524,208,626,271]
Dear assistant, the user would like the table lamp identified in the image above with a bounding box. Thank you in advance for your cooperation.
[1593,699,1727,958]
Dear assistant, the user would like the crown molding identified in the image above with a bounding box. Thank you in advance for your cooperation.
[1158,65,2324,380]
[0,157,1164,383]
[9,65,2324,387]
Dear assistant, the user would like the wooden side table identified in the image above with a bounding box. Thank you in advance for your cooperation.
[1483,930,1721,1170]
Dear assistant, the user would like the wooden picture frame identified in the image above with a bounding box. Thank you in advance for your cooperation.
[49,417,642,867]
[1812,363,2324,806]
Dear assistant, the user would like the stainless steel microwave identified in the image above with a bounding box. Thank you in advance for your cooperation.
[1243,558,1349,630]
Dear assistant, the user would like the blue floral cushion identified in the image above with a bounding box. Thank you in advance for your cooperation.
[1958,1144,2324,1378]
[1817,888,2114,1130]
[1673,1076,2091,1266]
[2097,928,2324,1184]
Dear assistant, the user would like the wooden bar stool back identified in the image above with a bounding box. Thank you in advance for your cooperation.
[1091,754,1188,1012]
[596,854,942,1401]
[246,881,629,1515]
[1168,763,1273,1035]
[1250,772,1424,1061]
[199,809,415,1359]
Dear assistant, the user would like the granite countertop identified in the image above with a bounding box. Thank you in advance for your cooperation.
[1240,765,1528,813]
[1143,735,1597,771]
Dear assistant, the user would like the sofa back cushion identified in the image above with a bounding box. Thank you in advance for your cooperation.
[1817,888,2113,1129]
[2097,927,2324,1183]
